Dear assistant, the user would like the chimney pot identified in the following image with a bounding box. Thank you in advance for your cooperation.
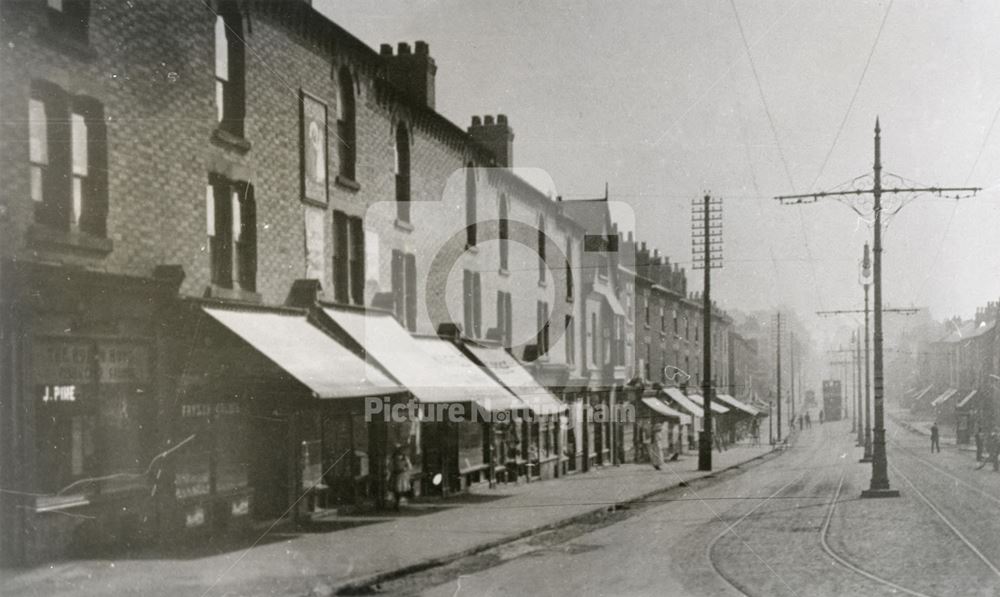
[398,42,411,55]
[484,115,495,125]
[415,40,429,55]
[471,115,482,127]
[497,114,508,125]
[380,43,393,55]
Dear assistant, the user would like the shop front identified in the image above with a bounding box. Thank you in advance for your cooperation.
[0,263,177,564]
[317,305,524,496]
[663,387,702,450]
[458,341,567,481]
[158,301,405,542]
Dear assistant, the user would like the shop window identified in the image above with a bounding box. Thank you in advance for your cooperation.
[214,4,246,138]
[36,408,96,494]
[463,269,482,338]
[391,250,417,331]
[465,163,476,247]
[336,67,356,181]
[499,195,509,271]
[46,0,90,44]
[207,175,256,291]
[333,211,365,305]
[395,124,411,222]
[29,81,107,237]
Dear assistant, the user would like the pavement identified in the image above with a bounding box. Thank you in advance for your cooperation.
[0,441,778,597]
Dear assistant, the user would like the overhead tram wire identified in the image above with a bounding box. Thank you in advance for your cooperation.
[729,0,827,311]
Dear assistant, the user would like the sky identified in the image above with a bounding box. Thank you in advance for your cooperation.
[317,0,1000,331]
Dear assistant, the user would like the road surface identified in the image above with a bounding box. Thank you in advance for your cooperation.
[372,415,1000,596]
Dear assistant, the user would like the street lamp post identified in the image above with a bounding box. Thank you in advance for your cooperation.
[861,244,873,462]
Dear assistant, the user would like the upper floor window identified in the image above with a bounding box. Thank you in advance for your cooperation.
[46,0,89,43]
[463,269,482,338]
[29,81,107,237]
[499,194,509,271]
[214,4,245,138]
[336,67,357,181]
[395,124,411,222]
[537,215,546,283]
[565,315,575,365]
[497,291,513,349]
[465,163,477,247]
[333,210,364,305]
[673,309,678,334]
[536,301,550,357]
[565,237,574,301]
[391,250,417,331]
[207,175,256,291]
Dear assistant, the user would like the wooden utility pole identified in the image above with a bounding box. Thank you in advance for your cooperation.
[693,195,722,471]
[775,313,782,443]
[779,119,980,498]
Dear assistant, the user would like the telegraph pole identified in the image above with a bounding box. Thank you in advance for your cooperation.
[693,194,722,471]
[778,119,979,498]
[790,332,796,424]
[775,313,782,443]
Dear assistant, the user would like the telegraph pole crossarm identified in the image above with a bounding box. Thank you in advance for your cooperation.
[774,119,982,499]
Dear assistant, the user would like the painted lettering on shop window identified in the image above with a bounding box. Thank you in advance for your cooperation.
[41,385,77,403]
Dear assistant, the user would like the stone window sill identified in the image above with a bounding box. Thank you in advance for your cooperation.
[28,223,113,255]
[211,128,252,154]
[204,285,262,304]
[335,175,361,192]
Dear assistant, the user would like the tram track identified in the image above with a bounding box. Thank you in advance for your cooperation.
[706,424,939,597]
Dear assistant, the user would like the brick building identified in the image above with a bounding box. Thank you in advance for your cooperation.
[0,0,753,564]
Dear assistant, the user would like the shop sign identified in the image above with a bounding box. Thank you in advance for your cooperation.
[180,403,241,418]
[40,384,77,403]
[33,339,150,385]
[175,471,211,499]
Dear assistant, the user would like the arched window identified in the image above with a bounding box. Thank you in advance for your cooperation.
[465,163,477,246]
[337,67,356,181]
[395,124,411,222]
[499,194,509,271]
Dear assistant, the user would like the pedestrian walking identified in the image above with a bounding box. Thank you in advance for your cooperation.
[930,422,940,453]
[805,413,812,429]
[648,421,664,470]
[798,414,803,431]
[974,426,984,462]
[389,443,412,511]
[819,410,824,425]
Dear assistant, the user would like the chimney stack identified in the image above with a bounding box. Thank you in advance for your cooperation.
[468,114,515,167]
[382,40,437,109]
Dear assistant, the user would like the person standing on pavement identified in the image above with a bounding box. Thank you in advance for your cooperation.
[805,413,811,429]
[975,426,984,462]
[389,443,412,511]
[819,410,824,425]
[648,421,664,470]
[930,422,940,453]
